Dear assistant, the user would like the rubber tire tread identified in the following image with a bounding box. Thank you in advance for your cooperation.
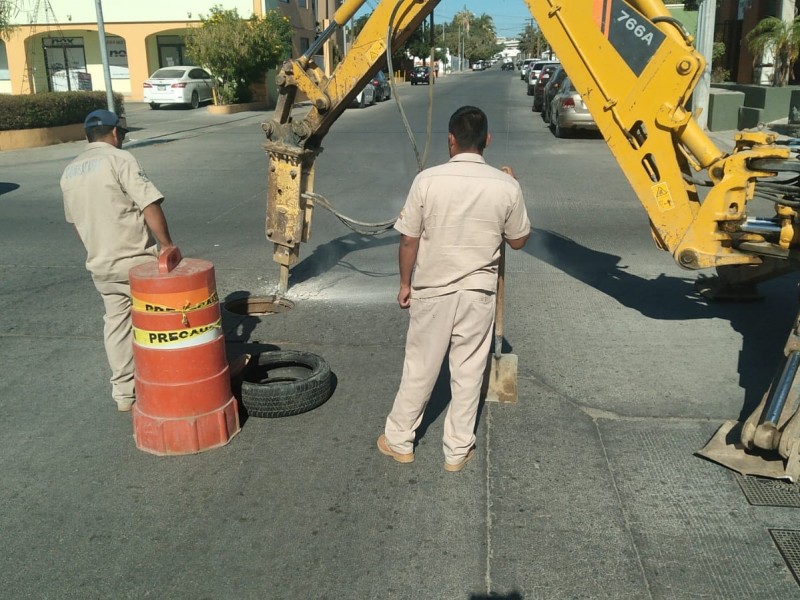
[240,350,332,418]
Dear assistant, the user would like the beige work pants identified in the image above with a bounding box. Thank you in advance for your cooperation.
[93,280,135,404]
[385,289,495,464]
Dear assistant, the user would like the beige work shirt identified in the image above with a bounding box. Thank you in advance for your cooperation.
[394,153,531,298]
[61,142,164,282]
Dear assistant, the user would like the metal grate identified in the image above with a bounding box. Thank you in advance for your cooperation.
[770,530,800,586]
[735,474,800,507]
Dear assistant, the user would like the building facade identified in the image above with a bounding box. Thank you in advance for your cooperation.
[0,0,316,100]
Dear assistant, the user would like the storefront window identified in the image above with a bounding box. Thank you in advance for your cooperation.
[0,41,9,80]
[106,36,129,79]
[157,35,194,68]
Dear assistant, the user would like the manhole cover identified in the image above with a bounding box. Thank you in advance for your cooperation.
[735,474,800,507]
[770,529,800,586]
[223,295,294,316]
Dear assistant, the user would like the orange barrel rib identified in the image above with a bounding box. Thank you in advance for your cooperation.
[129,249,240,455]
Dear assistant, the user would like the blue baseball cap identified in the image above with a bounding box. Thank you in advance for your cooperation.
[84,109,121,129]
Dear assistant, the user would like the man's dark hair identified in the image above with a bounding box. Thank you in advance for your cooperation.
[86,125,115,142]
[449,106,488,152]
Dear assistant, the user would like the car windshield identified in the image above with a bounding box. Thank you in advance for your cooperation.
[151,69,186,79]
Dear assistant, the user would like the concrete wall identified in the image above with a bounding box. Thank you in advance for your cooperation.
[709,83,800,130]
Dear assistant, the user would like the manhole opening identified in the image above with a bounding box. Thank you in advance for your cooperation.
[223,295,294,316]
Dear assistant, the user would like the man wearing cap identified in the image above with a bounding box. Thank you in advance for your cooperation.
[61,109,174,412]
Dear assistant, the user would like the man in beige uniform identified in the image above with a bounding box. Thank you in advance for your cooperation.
[61,109,173,412]
[378,106,531,472]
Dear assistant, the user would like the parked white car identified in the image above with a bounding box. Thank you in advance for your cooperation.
[143,66,214,109]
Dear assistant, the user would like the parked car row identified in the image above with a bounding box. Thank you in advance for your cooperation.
[525,62,599,138]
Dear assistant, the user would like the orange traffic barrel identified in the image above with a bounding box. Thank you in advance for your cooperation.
[129,247,240,455]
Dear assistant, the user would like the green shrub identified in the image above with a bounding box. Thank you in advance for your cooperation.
[0,92,125,131]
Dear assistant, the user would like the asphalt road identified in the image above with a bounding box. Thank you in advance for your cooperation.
[2,68,800,599]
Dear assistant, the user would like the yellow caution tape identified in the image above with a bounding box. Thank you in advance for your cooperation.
[132,291,219,313]
[133,318,222,348]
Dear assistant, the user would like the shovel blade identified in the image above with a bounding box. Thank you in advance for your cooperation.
[485,353,518,403]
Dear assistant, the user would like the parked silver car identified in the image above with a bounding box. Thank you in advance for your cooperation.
[548,77,599,138]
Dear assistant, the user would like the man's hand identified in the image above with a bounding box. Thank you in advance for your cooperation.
[500,166,517,179]
[398,284,412,309]
[397,234,419,309]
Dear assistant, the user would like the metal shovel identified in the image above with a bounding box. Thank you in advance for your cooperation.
[486,243,518,403]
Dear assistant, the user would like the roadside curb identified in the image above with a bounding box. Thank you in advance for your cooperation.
[208,102,271,115]
[0,123,85,152]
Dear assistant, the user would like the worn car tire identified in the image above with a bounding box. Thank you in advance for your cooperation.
[240,351,332,418]
[190,91,199,109]
[149,103,160,110]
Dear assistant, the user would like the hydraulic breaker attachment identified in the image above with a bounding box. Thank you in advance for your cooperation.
[261,0,438,295]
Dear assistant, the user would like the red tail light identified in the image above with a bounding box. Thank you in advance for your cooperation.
[143,82,152,88]
[561,97,576,109]
[171,82,186,88]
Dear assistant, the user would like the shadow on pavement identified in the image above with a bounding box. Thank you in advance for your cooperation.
[526,228,800,420]
[289,230,399,287]
[0,182,20,196]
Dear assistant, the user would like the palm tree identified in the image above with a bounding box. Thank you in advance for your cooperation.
[745,16,800,87]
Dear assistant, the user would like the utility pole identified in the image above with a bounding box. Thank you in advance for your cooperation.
[694,0,716,130]
[94,0,115,113]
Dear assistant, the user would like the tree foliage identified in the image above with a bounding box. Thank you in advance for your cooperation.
[518,22,549,59]
[186,6,292,104]
[1,0,17,41]
[348,10,498,72]
[745,16,800,87]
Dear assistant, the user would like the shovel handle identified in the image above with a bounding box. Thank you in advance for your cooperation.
[494,244,505,359]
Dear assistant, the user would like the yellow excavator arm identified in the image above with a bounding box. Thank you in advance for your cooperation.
[262,0,800,477]
[527,1,796,281]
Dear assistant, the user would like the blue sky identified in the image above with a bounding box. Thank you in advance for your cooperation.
[356,0,531,38]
